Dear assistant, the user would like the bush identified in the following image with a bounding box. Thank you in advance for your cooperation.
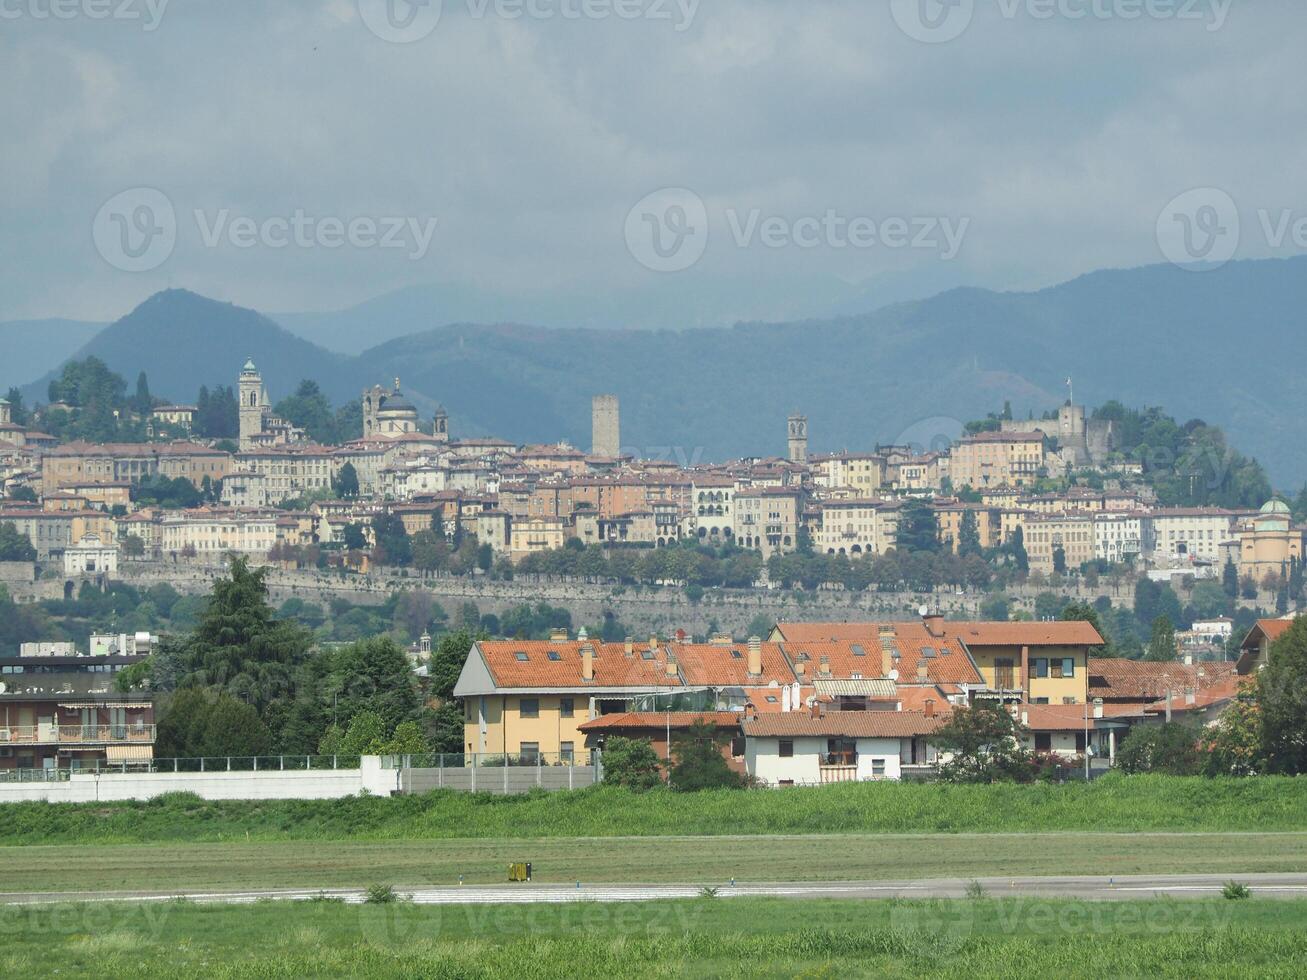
[670,720,744,792]
[1117,723,1203,776]
[1222,880,1251,900]
[365,883,398,904]
[601,737,663,791]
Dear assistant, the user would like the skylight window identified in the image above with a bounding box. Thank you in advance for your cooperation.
[514,652,529,662]
[547,651,561,661]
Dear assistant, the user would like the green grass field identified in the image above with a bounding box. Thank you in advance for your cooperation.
[3,775,1305,845]
[4,833,1307,894]
[4,897,1306,978]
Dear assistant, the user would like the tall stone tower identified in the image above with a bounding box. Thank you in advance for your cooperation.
[787,413,808,464]
[238,358,267,450]
[0,398,10,426]
[592,394,620,458]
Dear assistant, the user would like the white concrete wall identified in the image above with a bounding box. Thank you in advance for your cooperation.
[0,757,397,803]
[853,738,904,780]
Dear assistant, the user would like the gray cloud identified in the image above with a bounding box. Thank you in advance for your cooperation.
[1,0,1304,323]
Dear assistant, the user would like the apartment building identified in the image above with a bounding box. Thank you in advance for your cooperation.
[949,431,1045,490]
[159,508,280,558]
[734,487,804,557]
[812,453,886,494]
[42,441,232,492]
[1092,511,1153,565]
[0,647,155,772]
[1150,508,1243,565]
[813,498,899,556]
[1023,513,1094,574]
[234,447,337,505]
[690,476,735,543]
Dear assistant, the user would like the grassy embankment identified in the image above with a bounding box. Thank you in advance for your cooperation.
[3,897,1307,978]
[4,775,1304,844]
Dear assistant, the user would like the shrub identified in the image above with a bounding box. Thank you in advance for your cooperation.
[670,720,744,792]
[1117,723,1203,775]
[965,879,987,900]
[364,883,398,904]
[601,737,663,792]
[1222,880,1251,900]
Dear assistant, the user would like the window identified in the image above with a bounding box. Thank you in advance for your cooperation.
[547,651,561,661]
[559,698,574,718]
[871,758,886,778]
[560,741,574,764]
[519,741,540,763]
[1034,732,1052,752]
[519,698,539,719]
[1063,696,1078,705]
[778,739,794,758]
[514,651,529,662]
[730,737,745,757]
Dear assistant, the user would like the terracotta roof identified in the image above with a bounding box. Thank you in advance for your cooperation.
[1087,658,1236,701]
[774,622,984,687]
[671,642,794,688]
[946,621,1105,647]
[773,623,877,644]
[577,712,741,733]
[742,709,948,739]
[475,640,681,689]
[1018,703,1143,730]
[1244,618,1295,646]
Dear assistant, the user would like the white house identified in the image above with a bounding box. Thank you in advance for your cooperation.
[741,709,946,786]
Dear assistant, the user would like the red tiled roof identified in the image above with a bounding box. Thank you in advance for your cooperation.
[742,709,948,739]
[577,712,741,733]
[1088,658,1236,701]
[475,641,681,689]
[775,622,984,687]
[1018,703,1145,730]
[947,622,1105,647]
[671,642,794,688]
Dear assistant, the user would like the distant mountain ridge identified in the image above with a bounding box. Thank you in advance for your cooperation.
[15,255,1307,484]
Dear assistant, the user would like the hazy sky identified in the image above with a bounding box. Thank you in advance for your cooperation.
[2,0,1304,323]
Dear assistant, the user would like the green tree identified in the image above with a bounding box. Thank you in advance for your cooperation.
[601,736,663,791]
[155,688,272,758]
[897,499,939,553]
[342,522,368,551]
[958,510,982,558]
[333,461,360,498]
[1200,685,1262,775]
[1052,546,1067,575]
[328,636,421,734]
[1223,557,1239,598]
[669,720,743,791]
[371,513,412,566]
[1116,722,1202,775]
[933,702,1033,783]
[1257,617,1307,774]
[1144,615,1177,662]
[0,522,37,562]
[132,371,153,416]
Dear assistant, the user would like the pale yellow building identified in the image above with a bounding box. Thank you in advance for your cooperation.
[949,432,1045,490]
[1237,499,1303,580]
[1023,513,1094,575]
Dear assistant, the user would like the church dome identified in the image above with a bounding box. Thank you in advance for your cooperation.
[379,393,416,414]
[1261,498,1291,515]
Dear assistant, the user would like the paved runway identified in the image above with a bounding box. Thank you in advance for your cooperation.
[4,873,1307,906]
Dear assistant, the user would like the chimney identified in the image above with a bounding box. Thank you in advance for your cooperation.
[1183,652,1194,666]
[748,636,762,677]
[665,655,678,679]
[710,632,733,646]
[916,663,928,681]
[795,661,806,677]
[550,627,568,642]
[624,636,634,657]
[1093,698,1103,719]
[818,655,831,676]
[922,611,945,637]
[1021,710,1029,727]
[581,643,594,682]
[1185,688,1196,706]
[881,645,892,678]
[924,698,936,718]
[744,702,757,720]
[675,628,686,643]
[810,701,822,719]
[648,634,658,653]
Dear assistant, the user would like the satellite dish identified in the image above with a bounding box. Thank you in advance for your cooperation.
[918,604,930,618]
[0,682,6,694]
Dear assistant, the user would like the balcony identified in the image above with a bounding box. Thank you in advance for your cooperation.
[0,725,156,746]
[819,751,858,784]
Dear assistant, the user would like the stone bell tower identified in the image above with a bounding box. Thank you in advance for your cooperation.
[787,413,808,464]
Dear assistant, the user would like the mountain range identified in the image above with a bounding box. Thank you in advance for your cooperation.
[10,255,1307,485]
